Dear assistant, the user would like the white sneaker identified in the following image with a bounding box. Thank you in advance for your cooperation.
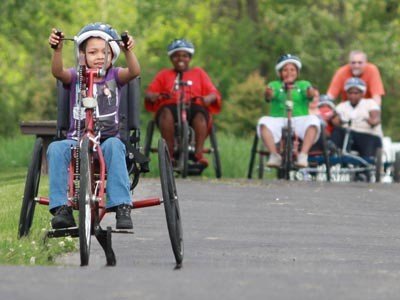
[295,153,308,168]
[267,153,282,167]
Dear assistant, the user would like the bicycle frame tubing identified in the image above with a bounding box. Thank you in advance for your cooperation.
[67,67,107,221]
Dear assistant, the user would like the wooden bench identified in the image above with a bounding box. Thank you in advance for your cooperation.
[20,120,57,174]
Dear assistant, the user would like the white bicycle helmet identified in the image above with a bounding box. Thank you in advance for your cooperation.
[275,54,302,75]
[167,39,195,56]
[77,22,121,64]
[344,77,366,93]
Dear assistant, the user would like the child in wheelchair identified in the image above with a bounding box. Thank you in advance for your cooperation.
[330,77,382,158]
[257,54,321,168]
[144,39,222,168]
[47,23,140,230]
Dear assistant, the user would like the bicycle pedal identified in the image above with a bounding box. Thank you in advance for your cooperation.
[111,229,134,234]
[47,227,79,238]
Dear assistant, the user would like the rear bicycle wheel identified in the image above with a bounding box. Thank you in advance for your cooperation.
[210,125,222,178]
[18,138,43,238]
[158,138,184,266]
[79,137,93,266]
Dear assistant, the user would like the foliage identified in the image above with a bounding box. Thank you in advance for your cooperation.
[0,0,399,139]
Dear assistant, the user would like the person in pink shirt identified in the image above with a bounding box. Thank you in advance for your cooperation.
[145,39,222,167]
[327,50,384,106]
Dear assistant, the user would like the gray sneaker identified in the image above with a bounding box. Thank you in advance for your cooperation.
[267,153,282,167]
[295,153,308,168]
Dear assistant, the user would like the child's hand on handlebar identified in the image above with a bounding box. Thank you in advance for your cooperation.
[119,31,135,52]
[49,28,63,50]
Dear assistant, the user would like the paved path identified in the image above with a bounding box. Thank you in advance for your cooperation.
[1,179,400,300]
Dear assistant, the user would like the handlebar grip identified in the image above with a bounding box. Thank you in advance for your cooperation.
[121,32,129,50]
[51,30,62,49]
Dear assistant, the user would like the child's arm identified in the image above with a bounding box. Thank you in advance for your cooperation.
[49,28,72,84]
[118,33,141,84]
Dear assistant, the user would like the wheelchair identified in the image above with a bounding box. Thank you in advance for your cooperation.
[18,76,183,267]
[143,77,222,179]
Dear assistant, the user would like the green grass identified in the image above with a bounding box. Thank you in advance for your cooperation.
[0,135,36,170]
[0,169,76,265]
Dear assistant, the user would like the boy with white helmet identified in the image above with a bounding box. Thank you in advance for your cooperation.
[257,54,321,168]
[47,23,140,230]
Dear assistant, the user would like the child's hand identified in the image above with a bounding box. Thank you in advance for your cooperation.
[49,28,63,50]
[120,32,135,52]
[265,87,274,102]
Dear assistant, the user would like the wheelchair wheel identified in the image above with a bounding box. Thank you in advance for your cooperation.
[393,152,400,183]
[18,137,43,238]
[144,120,155,158]
[247,133,259,179]
[79,136,93,266]
[374,147,383,183]
[210,125,222,178]
[158,138,184,266]
[180,122,189,178]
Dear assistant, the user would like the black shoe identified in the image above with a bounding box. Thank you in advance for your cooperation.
[115,204,133,229]
[51,205,76,229]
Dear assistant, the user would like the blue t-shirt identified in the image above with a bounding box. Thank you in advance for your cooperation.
[65,67,124,139]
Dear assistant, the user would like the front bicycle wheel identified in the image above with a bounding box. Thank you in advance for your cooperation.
[158,138,184,266]
[79,137,93,266]
[18,138,43,238]
[180,122,189,178]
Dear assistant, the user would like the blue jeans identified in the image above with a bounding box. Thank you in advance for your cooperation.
[47,137,131,210]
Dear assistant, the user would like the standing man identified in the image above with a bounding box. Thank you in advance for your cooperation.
[327,50,384,106]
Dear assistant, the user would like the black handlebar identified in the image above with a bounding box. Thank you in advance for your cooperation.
[51,30,62,49]
[121,32,129,50]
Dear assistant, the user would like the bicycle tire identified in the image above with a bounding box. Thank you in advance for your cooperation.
[394,152,400,183]
[320,126,331,182]
[144,120,155,158]
[158,138,184,266]
[247,133,259,179]
[210,125,222,178]
[18,137,43,238]
[180,122,189,178]
[282,127,292,180]
[79,136,92,266]
[374,147,383,183]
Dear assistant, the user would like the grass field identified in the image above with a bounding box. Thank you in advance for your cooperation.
[0,132,256,265]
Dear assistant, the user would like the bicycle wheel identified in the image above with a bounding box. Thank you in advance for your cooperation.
[158,138,184,266]
[18,138,43,238]
[79,136,92,266]
[144,120,155,158]
[258,152,265,179]
[210,125,222,178]
[180,122,189,178]
[247,133,259,179]
[320,126,331,182]
[282,128,292,180]
[374,147,383,183]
